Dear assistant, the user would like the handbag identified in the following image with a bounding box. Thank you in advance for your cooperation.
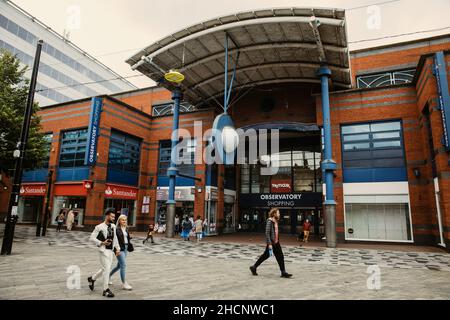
[127,242,134,253]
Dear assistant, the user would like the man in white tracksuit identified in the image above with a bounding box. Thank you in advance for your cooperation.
[87,208,120,298]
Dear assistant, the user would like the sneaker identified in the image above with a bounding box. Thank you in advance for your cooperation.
[103,288,115,298]
[108,280,113,285]
[87,277,95,291]
[281,272,293,278]
[122,282,133,291]
[249,266,258,276]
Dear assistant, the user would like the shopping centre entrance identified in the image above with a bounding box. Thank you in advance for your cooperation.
[237,130,324,236]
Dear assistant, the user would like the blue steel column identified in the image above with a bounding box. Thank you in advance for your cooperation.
[166,88,182,238]
[317,66,337,248]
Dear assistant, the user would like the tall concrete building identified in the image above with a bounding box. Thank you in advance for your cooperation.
[0,0,136,106]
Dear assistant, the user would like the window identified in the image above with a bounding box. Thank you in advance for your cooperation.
[158,139,196,177]
[345,203,411,241]
[239,149,322,194]
[178,139,196,176]
[341,121,407,182]
[152,102,197,116]
[41,133,53,168]
[108,131,141,173]
[59,129,88,168]
[356,69,415,88]
[158,140,172,176]
[0,15,7,29]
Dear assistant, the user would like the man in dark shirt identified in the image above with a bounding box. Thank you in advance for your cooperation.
[250,208,292,278]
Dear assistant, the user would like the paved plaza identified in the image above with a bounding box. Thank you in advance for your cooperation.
[0,226,449,300]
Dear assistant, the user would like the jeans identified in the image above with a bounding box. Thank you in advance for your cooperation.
[254,242,286,274]
[110,245,128,283]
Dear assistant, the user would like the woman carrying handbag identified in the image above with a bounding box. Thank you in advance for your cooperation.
[109,214,134,290]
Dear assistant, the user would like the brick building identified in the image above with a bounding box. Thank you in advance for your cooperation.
[1,8,449,251]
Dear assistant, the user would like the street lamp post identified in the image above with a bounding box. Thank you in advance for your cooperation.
[165,88,182,238]
[317,66,337,248]
[1,40,44,255]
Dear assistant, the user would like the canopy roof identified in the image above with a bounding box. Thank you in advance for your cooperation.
[127,7,352,108]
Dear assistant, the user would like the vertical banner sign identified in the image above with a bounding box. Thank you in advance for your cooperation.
[434,52,450,150]
[85,97,103,165]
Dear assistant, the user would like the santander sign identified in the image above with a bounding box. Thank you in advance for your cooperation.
[20,184,46,196]
[104,184,137,200]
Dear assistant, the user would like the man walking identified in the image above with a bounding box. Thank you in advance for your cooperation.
[303,219,312,243]
[87,208,120,298]
[250,208,293,278]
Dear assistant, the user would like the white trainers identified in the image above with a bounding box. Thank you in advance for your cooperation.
[108,280,113,285]
[122,282,132,290]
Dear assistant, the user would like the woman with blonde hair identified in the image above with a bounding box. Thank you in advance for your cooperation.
[109,214,134,290]
[250,208,292,278]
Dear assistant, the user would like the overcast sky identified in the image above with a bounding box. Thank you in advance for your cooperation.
[12,0,450,88]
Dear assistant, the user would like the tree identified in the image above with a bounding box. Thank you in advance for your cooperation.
[0,49,47,176]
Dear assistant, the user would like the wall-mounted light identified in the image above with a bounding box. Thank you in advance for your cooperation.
[413,168,421,178]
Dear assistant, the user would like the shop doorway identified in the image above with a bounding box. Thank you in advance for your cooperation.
[240,207,323,236]
[104,198,136,226]
[19,196,43,223]
[52,196,86,227]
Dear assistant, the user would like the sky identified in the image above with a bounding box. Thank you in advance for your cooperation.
[12,0,450,88]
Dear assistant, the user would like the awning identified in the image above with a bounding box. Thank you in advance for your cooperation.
[127,7,352,108]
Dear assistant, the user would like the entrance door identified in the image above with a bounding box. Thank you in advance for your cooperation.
[21,197,43,223]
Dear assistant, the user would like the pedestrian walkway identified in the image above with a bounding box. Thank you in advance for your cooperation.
[3,226,450,272]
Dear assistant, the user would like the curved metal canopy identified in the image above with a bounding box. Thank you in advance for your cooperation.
[127,7,352,108]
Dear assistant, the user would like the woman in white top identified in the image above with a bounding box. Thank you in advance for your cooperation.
[66,210,74,231]
[109,215,133,290]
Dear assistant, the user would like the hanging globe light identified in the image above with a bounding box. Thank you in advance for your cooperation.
[222,125,239,154]
[164,69,185,84]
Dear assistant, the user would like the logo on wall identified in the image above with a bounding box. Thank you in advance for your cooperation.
[434,52,450,150]
[105,187,113,196]
[104,184,137,200]
[271,180,292,193]
[84,97,103,166]
[19,184,46,196]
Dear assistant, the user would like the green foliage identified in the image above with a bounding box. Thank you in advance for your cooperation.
[0,49,47,175]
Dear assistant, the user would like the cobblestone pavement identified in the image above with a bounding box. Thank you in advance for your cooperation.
[0,226,450,300]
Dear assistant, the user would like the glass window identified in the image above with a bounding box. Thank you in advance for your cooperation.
[372,132,400,139]
[18,26,27,40]
[59,129,88,168]
[357,69,415,89]
[178,139,196,176]
[41,133,53,168]
[343,142,370,150]
[373,141,401,148]
[0,15,7,29]
[108,131,141,173]
[158,140,172,176]
[7,20,19,35]
[371,121,401,132]
[152,102,197,116]
[341,124,370,134]
[341,120,405,170]
[343,134,370,142]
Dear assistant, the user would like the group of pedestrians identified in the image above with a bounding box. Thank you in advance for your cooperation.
[87,207,292,298]
[55,209,78,232]
[180,215,205,242]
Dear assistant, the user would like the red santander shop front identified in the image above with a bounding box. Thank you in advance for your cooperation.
[103,184,138,226]
[18,183,47,223]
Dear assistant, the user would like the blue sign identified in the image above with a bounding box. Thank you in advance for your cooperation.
[434,52,450,150]
[85,97,103,165]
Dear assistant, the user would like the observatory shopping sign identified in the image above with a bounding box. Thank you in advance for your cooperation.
[240,193,322,208]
